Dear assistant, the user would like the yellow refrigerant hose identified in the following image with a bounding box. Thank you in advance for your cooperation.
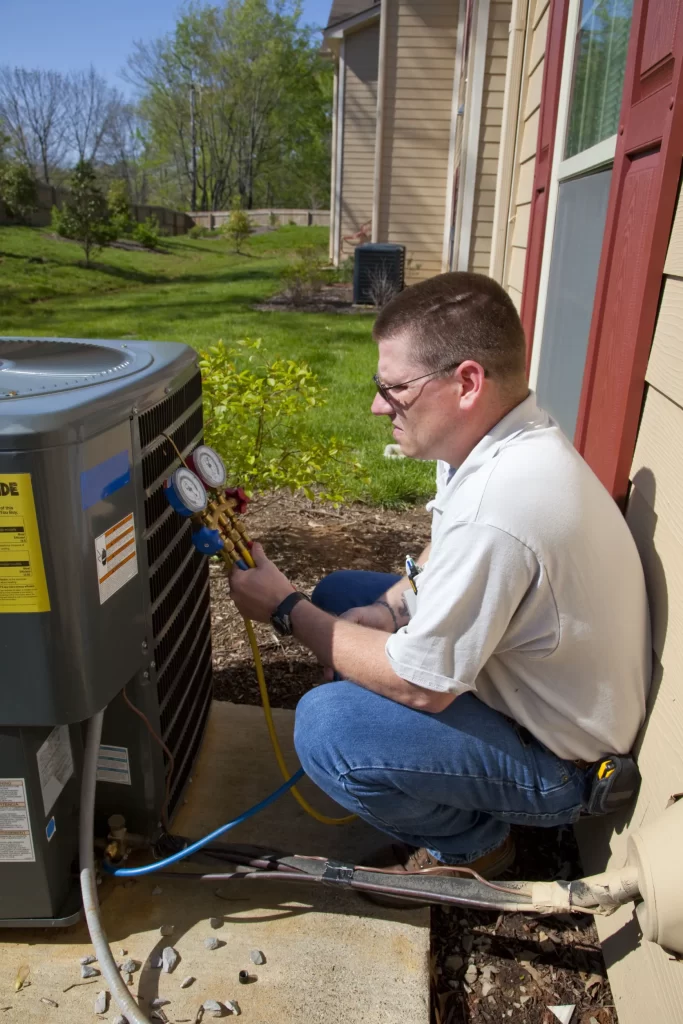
[239,548,356,826]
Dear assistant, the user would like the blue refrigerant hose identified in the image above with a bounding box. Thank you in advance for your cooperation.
[102,768,305,877]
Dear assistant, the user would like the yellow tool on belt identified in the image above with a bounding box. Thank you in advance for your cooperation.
[585,755,641,815]
[162,436,355,826]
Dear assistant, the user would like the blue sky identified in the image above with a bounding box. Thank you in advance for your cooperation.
[0,0,331,94]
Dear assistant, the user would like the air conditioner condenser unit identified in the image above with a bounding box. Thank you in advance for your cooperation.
[0,337,213,926]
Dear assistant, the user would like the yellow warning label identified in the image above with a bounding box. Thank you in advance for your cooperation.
[0,474,50,613]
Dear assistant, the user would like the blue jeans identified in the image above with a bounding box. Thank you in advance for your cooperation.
[293,570,587,864]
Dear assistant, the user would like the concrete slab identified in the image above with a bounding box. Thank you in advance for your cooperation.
[0,702,430,1024]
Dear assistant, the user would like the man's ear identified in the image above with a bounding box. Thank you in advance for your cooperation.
[456,361,486,405]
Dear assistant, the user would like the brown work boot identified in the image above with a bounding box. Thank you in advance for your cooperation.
[359,835,516,909]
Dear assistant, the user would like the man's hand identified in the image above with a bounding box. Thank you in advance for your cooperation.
[340,603,397,631]
[228,543,295,623]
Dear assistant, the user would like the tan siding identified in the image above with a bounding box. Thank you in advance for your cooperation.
[510,200,530,248]
[469,0,511,274]
[524,59,544,116]
[529,7,548,70]
[663,202,683,274]
[483,106,504,128]
[576,182,683,1024]
[482,124,502,144]
[506,244,526,293]
[515,157,535,204]
[532,0,550,28]
[519,107,540,162]
[378,0,458,282]
[501,0,550,302]
[643,277,683,405]
[339,23,379,257]
[488,38,509,58]
[508,284,522,310]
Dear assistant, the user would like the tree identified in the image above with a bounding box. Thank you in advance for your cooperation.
[125,0,332,211]
[0,162,38,221]
[64,66,122,165]
[0,67,67,183]
[107,177,133,237]
[102,102,151,203]
[53,160,112,266]
[222,200,253,252]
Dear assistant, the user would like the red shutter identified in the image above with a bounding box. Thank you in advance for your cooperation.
[519,0,570,368]
[574,0,683,505]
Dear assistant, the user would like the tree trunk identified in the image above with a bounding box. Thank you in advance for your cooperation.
[189,81,197,212]
[41,144,50,186]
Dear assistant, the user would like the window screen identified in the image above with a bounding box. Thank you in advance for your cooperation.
[564,0,633,159]
[535,169,612,439]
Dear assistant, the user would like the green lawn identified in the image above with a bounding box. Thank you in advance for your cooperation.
[0,225,434,505]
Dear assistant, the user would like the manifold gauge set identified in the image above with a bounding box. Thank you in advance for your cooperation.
[163,445,252,565]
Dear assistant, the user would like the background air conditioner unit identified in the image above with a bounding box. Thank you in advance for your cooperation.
[353,243,405,305]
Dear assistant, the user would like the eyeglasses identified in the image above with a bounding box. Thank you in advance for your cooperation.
[373,361,463,402]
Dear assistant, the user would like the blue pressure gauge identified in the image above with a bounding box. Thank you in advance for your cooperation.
[164,467,208,516]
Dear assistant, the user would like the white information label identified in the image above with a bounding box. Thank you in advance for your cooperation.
[95,512,138,605]
[0,779,35,862]
[96,745,131,786]
[37,724,74,816]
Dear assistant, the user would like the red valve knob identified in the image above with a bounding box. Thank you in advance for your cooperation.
[224,487,250,515]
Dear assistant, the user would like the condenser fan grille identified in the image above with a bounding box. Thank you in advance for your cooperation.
[138,369,212,819]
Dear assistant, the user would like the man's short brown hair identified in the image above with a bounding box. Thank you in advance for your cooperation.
[373,272,527,381]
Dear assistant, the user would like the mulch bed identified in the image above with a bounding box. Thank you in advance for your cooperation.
[210,492,615,1024]
[254,282,375,315]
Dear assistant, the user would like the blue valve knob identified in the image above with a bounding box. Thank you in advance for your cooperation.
[191,525,224,556]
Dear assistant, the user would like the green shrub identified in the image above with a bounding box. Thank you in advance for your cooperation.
[221,207,253,252]
[199,338,365,502]
[51,161,112,266]
[50,204,68,236]
[0,163,38,222]
[133,216,160,250]
[268,212,280,227]
[107,179,133,238]
[328,256,353,285]
[188,224,210,239]
[279,245,327,305]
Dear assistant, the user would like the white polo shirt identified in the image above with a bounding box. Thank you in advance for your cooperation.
[385,392,651,762]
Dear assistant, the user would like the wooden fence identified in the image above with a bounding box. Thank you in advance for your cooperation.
[0,185,328,235]
[0,182,194,234]
[191,208,330,230]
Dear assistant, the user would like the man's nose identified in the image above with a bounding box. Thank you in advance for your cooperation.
[371,391,393,416]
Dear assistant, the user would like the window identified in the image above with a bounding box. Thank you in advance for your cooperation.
[534,170,612,437]
[530,0,633,440]
[565,0,633,159]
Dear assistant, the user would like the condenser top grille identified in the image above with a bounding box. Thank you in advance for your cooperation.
[0,339,152,397]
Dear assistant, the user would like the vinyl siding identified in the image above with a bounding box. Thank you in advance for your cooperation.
[339,23,380,257]
[575,182,683,1024]
[377,0,459,282]
[471,0,512,274]
[503,0,550,309]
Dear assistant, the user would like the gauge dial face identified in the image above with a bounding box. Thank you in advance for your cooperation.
[191,445,227,488]
[172,467,207,512]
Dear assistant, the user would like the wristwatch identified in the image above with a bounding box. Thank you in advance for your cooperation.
[270,591,310,636]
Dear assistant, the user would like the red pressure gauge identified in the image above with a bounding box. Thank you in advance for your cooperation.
[187,445,227,490]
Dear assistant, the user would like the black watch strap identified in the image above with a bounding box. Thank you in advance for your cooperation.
[270,591,309,636]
